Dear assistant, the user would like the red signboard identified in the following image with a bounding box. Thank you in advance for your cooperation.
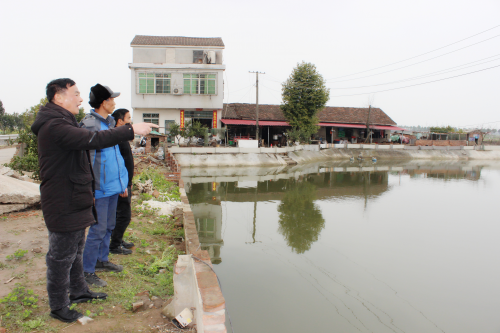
[180,110,184,128]
[213,110,217,129]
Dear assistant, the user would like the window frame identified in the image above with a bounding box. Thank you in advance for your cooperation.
[143,113,159,125]
[183,73,217,95]
[137,72,171,94]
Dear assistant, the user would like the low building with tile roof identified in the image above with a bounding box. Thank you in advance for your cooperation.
[221,103,404,145]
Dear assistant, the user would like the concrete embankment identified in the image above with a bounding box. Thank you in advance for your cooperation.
[173,147,500,167]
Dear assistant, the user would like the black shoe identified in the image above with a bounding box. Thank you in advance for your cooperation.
[84,272,107,287]
[50,306,83,323]
[70,289,108,303]
[122,240,134,249]
[95,260,123,272]
[110,246,132,255]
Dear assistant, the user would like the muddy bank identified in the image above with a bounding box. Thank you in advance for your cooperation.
[174,148,500,167]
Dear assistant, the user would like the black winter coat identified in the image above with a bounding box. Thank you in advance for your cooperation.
[31,103,134,232]
[118,140,134,187]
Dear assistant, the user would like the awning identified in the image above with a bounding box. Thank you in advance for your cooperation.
[221,119,290,126]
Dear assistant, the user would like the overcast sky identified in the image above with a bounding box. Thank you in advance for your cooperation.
[1,0,499,129]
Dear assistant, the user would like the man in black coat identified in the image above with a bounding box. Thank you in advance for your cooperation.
[31,78,157,323]
[109,108,134,255]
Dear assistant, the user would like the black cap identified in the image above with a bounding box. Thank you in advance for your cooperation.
[89,84,120,107]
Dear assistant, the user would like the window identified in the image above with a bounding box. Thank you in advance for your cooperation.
[138,72,171,94]
[184,111,213,119]
[183,74,216,95]
[193,50,204,64]
[165,120,175,135]
[196,218,215,239]
[143,113,159,125]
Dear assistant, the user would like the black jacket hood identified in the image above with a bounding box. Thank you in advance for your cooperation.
[31,102,77,135]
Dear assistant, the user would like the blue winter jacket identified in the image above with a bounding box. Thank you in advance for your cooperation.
[80,110,128,199]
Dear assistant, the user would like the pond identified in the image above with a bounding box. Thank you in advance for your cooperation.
[182,160,500,333]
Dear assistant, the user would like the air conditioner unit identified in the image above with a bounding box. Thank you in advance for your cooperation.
[173,88,183,95]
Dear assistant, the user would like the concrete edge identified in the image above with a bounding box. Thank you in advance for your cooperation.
[164,147,227,333]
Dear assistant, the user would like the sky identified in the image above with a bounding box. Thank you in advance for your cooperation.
[1,0,499,129]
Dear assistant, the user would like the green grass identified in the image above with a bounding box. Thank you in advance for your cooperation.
[133,167,181,202]
[6,249,29,261]
[0,285,46,332]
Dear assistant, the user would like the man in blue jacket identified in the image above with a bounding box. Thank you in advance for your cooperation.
[81,84,128,287]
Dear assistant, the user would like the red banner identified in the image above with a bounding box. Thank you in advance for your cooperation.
[180,110,184,128]
[213,110,217,129]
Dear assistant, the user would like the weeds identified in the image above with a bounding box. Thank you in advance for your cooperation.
[6,249,29,261]
[0,285,43,331]
[133,167,180,202]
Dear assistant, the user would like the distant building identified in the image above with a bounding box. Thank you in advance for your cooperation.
[129,35,225,135]
[222,103,404,145]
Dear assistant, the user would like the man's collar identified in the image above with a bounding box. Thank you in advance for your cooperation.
[90,109,115,127]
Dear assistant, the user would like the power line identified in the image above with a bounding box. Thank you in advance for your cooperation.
[330,64,500,97]
[327,34,500,83]
[325,24,500,81]
[329,54,500,89]
[262,51,500,90]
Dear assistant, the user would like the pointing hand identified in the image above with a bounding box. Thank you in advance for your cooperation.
[132,122,159,136]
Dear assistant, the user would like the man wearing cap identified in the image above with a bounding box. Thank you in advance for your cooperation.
[80,84,128,287]
[31,78,157,323]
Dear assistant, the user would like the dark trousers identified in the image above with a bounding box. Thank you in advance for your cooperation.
[46,229,88,311]
[110,185,131,249]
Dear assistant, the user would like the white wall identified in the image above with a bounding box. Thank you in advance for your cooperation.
[133,46,223,65]
[130,67,224,110]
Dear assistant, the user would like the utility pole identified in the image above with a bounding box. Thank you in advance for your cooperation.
[364,105,372,144]
[249,71,265,143]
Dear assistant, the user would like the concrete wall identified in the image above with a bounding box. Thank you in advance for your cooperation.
[165,153,227,333]
[175,152,288,167]
[415,140,468,146]
[133,47,223,65]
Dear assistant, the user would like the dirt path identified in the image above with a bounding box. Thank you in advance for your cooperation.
[0,201,191,332]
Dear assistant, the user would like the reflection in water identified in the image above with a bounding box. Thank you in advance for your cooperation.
[184,161,485,262]
[182,161,498,333]
[277,179,324,254]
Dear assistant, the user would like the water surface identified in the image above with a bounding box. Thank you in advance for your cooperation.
[183,160,500,333]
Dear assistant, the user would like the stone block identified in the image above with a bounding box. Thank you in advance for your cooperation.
[0,175,40,204]
[0,204,27,215]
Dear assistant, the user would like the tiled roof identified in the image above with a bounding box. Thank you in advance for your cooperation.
[131,35,224,47]
[222,103,397,126]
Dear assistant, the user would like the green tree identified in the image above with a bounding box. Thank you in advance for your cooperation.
[0,100,4,116]
[6,98,47,180]
[169,122,184,145]
[281,62,330,143]
[277,179,325,254]
[430,125,455,133]
[75,107,86,122]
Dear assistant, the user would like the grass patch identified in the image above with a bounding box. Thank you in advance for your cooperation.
[133,167,180,202]
[6,249,29,261]
[0,285,48,332]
